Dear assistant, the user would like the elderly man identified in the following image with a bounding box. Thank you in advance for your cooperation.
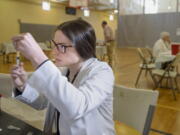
[153,32,171,58]
[101,21,115,68]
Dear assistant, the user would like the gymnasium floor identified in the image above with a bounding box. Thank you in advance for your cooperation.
[0,48,180,135]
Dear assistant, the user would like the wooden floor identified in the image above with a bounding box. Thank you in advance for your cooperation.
[114,48,180,135]
[0,48,180,135]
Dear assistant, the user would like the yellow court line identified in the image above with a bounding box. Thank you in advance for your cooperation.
[157,104,180,112]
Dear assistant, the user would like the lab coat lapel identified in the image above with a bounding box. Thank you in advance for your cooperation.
[73,58,96,86]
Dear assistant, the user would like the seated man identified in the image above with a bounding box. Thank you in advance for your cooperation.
[153,32,171,58]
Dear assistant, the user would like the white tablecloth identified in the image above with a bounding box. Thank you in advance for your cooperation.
[0,42,51,55]
[38,42,51,51]
[96,46,107,58]
[1,43,16,54]
[155,54,176,68]
[96,40,105,46]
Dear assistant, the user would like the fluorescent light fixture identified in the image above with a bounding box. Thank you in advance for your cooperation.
[168,6,172,10]
[42,1,51,11]
[114,10,118,14]
[84,9,90,17]
[110,0,114,4]
[109,14,114,21]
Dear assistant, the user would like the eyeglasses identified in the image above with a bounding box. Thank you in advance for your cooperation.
[51,40,73,53]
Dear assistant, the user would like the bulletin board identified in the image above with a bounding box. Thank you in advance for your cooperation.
[20,22,57,42]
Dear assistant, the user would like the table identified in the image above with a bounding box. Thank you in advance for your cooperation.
[1,43,16,55]
[1,42,50,55]
[1,42,16,63]
[0,111,42,135]
[114,121,141,135]
[39,42,51,51]
[96,45,107,60]
[1,42,51,63]
[0,98,141,135]
[155,54,175,69]
[0,97,46,134]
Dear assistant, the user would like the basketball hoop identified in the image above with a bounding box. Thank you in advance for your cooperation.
[69,0,89,8]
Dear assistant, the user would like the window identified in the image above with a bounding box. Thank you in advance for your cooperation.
[157,0,177,13]
[119,0,144,15]
[144,0,158,14]
[118,0,178,15]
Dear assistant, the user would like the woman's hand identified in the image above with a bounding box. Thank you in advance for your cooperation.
[11,63,27,91]
[12,33,48,68]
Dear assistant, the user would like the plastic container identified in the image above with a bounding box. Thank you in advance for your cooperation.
[171,43,180,55]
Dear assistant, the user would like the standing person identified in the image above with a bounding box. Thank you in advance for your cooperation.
[153,31,171,58]
[101,21,115,68]
[11,19,115,135]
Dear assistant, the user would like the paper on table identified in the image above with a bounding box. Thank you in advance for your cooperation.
[159,51,171,56]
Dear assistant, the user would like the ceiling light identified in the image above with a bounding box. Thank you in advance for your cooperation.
[168,6,172,10]
[42,1,51,11]
[114,10,118,14]
[84,9,90,17]
[110,0,114,4]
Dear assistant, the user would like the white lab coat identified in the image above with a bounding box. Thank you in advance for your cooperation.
[15,58,115,135]
[153,39,171,58]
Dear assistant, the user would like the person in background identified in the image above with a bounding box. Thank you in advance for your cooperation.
[153,31,171,58]
[101,21,115,68]
[11,19,115,135]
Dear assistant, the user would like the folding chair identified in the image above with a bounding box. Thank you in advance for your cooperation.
[145,47,155,63]
[113,84,172,135]
[135,48,156,87]
[0,72,32,97]
[152,54,180,100]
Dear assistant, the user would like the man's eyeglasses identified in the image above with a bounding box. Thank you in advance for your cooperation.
[51,40,73,53]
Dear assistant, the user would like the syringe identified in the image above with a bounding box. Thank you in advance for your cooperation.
[16,51,20,66]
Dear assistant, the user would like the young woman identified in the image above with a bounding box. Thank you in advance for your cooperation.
[11,19,115,135]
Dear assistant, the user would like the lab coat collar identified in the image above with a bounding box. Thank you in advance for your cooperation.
[71,57,96,85]
[80,57,96,72]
